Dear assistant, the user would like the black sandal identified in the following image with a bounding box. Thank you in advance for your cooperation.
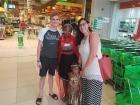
[36,97,42,105]
[49,93,58,100]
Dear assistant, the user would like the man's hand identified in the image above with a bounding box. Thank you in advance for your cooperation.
[37,61,42,69]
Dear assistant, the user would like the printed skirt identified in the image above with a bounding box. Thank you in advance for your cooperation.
[81,78,103,105]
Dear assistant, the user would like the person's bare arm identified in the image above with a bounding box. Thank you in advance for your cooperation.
[83,32,100,71]
[37,40,42,68]
[78,54,82,65]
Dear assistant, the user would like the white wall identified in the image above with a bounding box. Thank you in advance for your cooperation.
[91,0,114,39]
[110,7,140,39]
[110,3,120,39]
[89,0,140,39]
[118,7,140,19]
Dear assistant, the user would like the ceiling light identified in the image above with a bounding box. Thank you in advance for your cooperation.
[52,7,56,10]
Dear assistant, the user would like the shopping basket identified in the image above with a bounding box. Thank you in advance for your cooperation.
[116,77,140,105]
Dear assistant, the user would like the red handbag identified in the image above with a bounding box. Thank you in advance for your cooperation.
[55,72,65,99]
[98,55,112,81]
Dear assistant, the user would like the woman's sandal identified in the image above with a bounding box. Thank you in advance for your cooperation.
[49,93,58,100]
[36,97,42,105]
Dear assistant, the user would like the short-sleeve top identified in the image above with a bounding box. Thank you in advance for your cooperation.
[38,27,60,58]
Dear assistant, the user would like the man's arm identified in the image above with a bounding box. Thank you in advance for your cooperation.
[37,40,42,62]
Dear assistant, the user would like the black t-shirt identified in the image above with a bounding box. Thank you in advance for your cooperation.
[40,29,60,58]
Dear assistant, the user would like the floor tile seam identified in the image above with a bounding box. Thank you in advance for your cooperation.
[0,55,36,59]
[0,87,17,92]
[7,102,17,105]
[16,99,36,105]
[16,83,38,89]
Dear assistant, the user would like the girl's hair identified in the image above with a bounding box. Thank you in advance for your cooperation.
[78,18,93,32]
[71,22,78,31]
[50,13,58,19]
[63,24,73,32]
[75,18,93,45]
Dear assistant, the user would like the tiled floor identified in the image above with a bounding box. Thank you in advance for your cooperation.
[0,33,115,105]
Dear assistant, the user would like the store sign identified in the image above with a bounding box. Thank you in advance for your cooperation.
[93,17,110,32]
[119,19,137,33]
[120,0,140,9]
[8,4,15,9]
[102,17,110,23]
[93,17,103,31]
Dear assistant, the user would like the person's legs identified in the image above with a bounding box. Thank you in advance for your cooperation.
[48,73,58,100]
[59,55,76,101]
[38,57,48,97]
[36,57,48,105]
[48,58,58,100]
[48,73,54,95]
[38,76,46,97]
[62,80,68,99]
[36,77,46,105]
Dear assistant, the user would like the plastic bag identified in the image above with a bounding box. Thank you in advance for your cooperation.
[55,72,65,99]
[98,55,112,81]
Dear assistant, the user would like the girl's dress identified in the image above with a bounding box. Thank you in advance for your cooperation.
[58,34,79,80]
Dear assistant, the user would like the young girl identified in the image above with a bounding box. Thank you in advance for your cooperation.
[58,24,79,101]
[67,63,81,105]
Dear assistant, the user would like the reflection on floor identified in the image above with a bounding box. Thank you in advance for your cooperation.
[0,33,115,105]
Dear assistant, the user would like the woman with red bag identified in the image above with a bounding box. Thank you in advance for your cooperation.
[57,24,79,102]
[77,18,103,105]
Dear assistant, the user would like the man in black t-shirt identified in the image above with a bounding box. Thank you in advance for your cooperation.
[36,14,60,105]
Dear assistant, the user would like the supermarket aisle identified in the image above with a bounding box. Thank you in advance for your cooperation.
[0,34,115,105]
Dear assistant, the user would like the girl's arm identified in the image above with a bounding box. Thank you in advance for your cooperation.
[83,32,100,71]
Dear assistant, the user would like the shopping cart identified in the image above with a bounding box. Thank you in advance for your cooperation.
[116,77,140,105]
[112,64,140,90]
